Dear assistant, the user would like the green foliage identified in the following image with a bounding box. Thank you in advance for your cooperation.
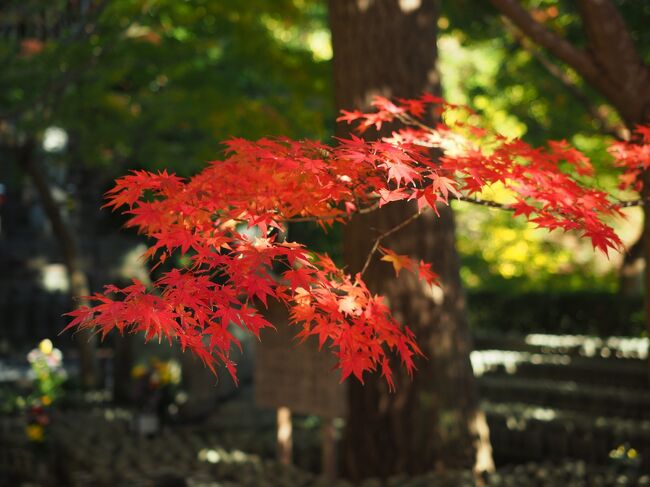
[468,291,644,337]
[438,0,647,292]
[455,204,619,292]
[1,0,331,178]
[4,0,641,294]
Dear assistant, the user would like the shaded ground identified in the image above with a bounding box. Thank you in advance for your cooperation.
[2,332,650,486]
[2,403,649,487]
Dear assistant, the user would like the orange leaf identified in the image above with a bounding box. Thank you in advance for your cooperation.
[380,247,415,277]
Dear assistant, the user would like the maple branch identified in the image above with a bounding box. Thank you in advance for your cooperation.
[360,210,425,277]
[283,201,381,223]
[574,0,650,125]
[613,198,646,209]
[458,194,648,212]
[458,194,649,210]
[395,112,437,134]
[456,195,514,211]
[491,0,650,126]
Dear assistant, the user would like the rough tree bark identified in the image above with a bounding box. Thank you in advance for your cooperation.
[329,0,493,479]
[489,0,650,366]
[18,141,97,388]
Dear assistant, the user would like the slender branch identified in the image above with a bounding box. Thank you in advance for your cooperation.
[282,201,381,223]
[458,194,647,211]
[489,0,599,84]
[575,0,650,125]
[456,195,514,211]
[395,112,439,134]
[359,210,425,277]
[282,215,342,223]
[504,24,626,141]
[614,199,645,208]
[575,0,645,88]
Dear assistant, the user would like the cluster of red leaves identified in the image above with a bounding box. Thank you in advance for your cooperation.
[609,126,650,192]
[65,94,625,390]
[339,94,624,254]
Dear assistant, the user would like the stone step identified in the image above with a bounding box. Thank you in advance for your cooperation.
[478,376,650,420]
[471,350,648,388]
[473,333,648,360]
[483,400,650,468]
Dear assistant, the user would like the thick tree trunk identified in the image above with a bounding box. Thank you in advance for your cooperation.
[19,141,97,388]
[329,0,492,479]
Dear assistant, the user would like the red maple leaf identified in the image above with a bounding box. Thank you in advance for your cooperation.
[63,93,626,391]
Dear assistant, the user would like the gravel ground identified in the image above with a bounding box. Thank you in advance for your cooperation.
[2,407,648,487]
[0,408,650,487]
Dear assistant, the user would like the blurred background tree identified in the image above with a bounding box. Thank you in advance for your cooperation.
[0,0,331,389]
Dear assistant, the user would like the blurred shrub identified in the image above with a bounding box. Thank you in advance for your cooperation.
[467,291,644,337]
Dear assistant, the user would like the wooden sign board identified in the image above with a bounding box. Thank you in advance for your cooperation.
[254,303,347,418]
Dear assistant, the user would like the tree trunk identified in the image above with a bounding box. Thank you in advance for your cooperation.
[619,230,644,297]
[19,141,97,388]
[329,0,493,479]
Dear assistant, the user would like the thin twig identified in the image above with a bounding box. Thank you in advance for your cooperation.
[614,198,645,208]
[456,195,515,211]
[281,201,381,223]
[459,194,648,211]
[395,112,437,133]
[359,210,426,277]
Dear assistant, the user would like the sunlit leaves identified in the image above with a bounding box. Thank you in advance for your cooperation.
[609,126,650,192]
[66,94,626,389]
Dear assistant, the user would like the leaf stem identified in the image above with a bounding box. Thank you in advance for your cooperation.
[360,210,426,277]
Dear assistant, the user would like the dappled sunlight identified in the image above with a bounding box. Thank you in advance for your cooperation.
[398,0,421,13]
[42,127,68,153]
[356,0,374,12]
[261,14,332,61]
[455,200,631,291]
[438,36,527,138]
[524,333,648,359]
[471,349,572,377]
[41,264,69,292]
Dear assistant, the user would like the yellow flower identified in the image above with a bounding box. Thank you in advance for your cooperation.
[26,424,44,442]
[41,395,52,406]
[38,339,53,355]
[131,365,146,378]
